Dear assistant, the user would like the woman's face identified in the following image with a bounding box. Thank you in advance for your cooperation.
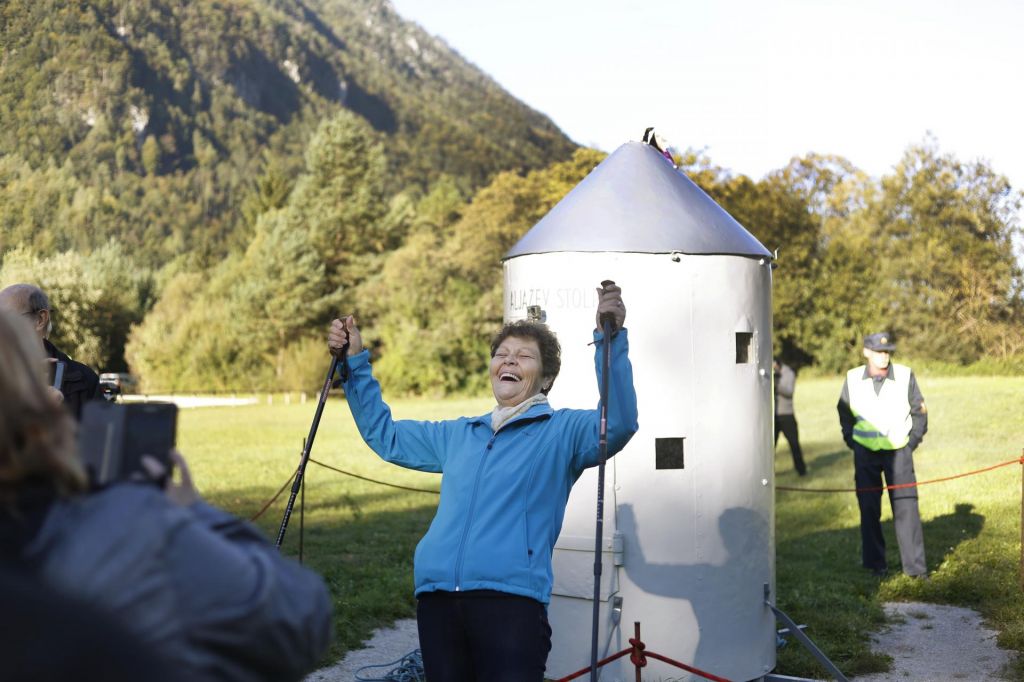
[490,335,546,407]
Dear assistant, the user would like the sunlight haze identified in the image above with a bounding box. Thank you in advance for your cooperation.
[390,0,1023,189]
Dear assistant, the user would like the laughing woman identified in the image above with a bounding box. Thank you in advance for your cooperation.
[327,281,638,682]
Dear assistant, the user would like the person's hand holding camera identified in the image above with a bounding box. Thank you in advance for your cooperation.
[42,358,63,406]
[141,450,201,506]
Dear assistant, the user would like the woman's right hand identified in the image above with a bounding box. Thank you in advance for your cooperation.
[328,315,363,357]
[595,281,626,332]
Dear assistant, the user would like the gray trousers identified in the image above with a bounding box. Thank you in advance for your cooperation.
[853,444,927,576]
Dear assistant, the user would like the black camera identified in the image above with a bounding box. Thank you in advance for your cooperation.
[78,401,177,487]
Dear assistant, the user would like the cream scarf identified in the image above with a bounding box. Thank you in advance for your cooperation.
[491,393,549,433]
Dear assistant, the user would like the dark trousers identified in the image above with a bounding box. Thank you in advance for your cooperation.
[416,590,551,682]
[853,444,927,576]
[774,413,806,475]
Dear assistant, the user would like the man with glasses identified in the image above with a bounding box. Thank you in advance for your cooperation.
[0,283,99,419]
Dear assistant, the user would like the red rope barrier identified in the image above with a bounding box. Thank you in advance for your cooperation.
[554,622,732,682]
[644,651,731,682]
[249,468,298,521]
[309,457,440,494]
[777,455,1024,494]
[555,648,632,681]
[246,456,440,523]
[246,454,440,522]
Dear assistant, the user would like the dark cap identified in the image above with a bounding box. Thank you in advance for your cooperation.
[863,332,895,352]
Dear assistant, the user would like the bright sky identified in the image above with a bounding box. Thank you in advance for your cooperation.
[389,0,1024,190]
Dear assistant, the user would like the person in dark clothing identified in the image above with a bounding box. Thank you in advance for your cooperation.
[773,360,807,476]
[0,565,175,682]
[43,336,101,419]
[837,332,928,578]
[0,309,334,682]
[0,284,99,419]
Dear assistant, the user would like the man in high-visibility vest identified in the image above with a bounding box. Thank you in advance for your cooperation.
[838,332,928,578]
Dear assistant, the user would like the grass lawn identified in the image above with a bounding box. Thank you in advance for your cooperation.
[178,376,1024,678]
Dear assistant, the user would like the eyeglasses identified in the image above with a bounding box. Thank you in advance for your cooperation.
[22,310,40,318]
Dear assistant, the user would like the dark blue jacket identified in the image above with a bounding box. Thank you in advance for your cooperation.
[16,485,333,681]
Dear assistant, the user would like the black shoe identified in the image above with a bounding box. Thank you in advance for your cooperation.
[870,567,888,577]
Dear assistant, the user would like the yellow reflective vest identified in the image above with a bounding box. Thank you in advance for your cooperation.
[846,363,913,451]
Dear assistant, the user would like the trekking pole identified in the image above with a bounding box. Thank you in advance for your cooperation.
[275,342,347,549]
[299,438,306,563]
[590,281,616,682]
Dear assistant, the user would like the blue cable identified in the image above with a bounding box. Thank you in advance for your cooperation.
[354,649,425,682]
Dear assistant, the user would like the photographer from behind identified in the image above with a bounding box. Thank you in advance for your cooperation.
[0,283,99,419]
[0,309,334,682]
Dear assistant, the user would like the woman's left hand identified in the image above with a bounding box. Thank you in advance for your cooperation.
[595,281,626,332]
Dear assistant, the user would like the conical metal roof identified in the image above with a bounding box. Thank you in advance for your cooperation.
[504,141,772,259]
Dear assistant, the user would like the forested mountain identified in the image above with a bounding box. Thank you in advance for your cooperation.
[0,0,575,262]
[2,2,1021,390]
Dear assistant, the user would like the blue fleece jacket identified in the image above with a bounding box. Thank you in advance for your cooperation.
[342,328,638,604]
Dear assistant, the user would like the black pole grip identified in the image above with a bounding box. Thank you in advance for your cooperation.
[598,280,617,331]
[334,340,351,383]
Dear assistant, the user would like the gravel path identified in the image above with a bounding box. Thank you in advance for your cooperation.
[856,601,1014,681]
[305,619,420,682]
[305,601,1015,681]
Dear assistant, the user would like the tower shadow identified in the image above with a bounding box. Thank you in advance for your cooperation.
[617,503,771,677]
